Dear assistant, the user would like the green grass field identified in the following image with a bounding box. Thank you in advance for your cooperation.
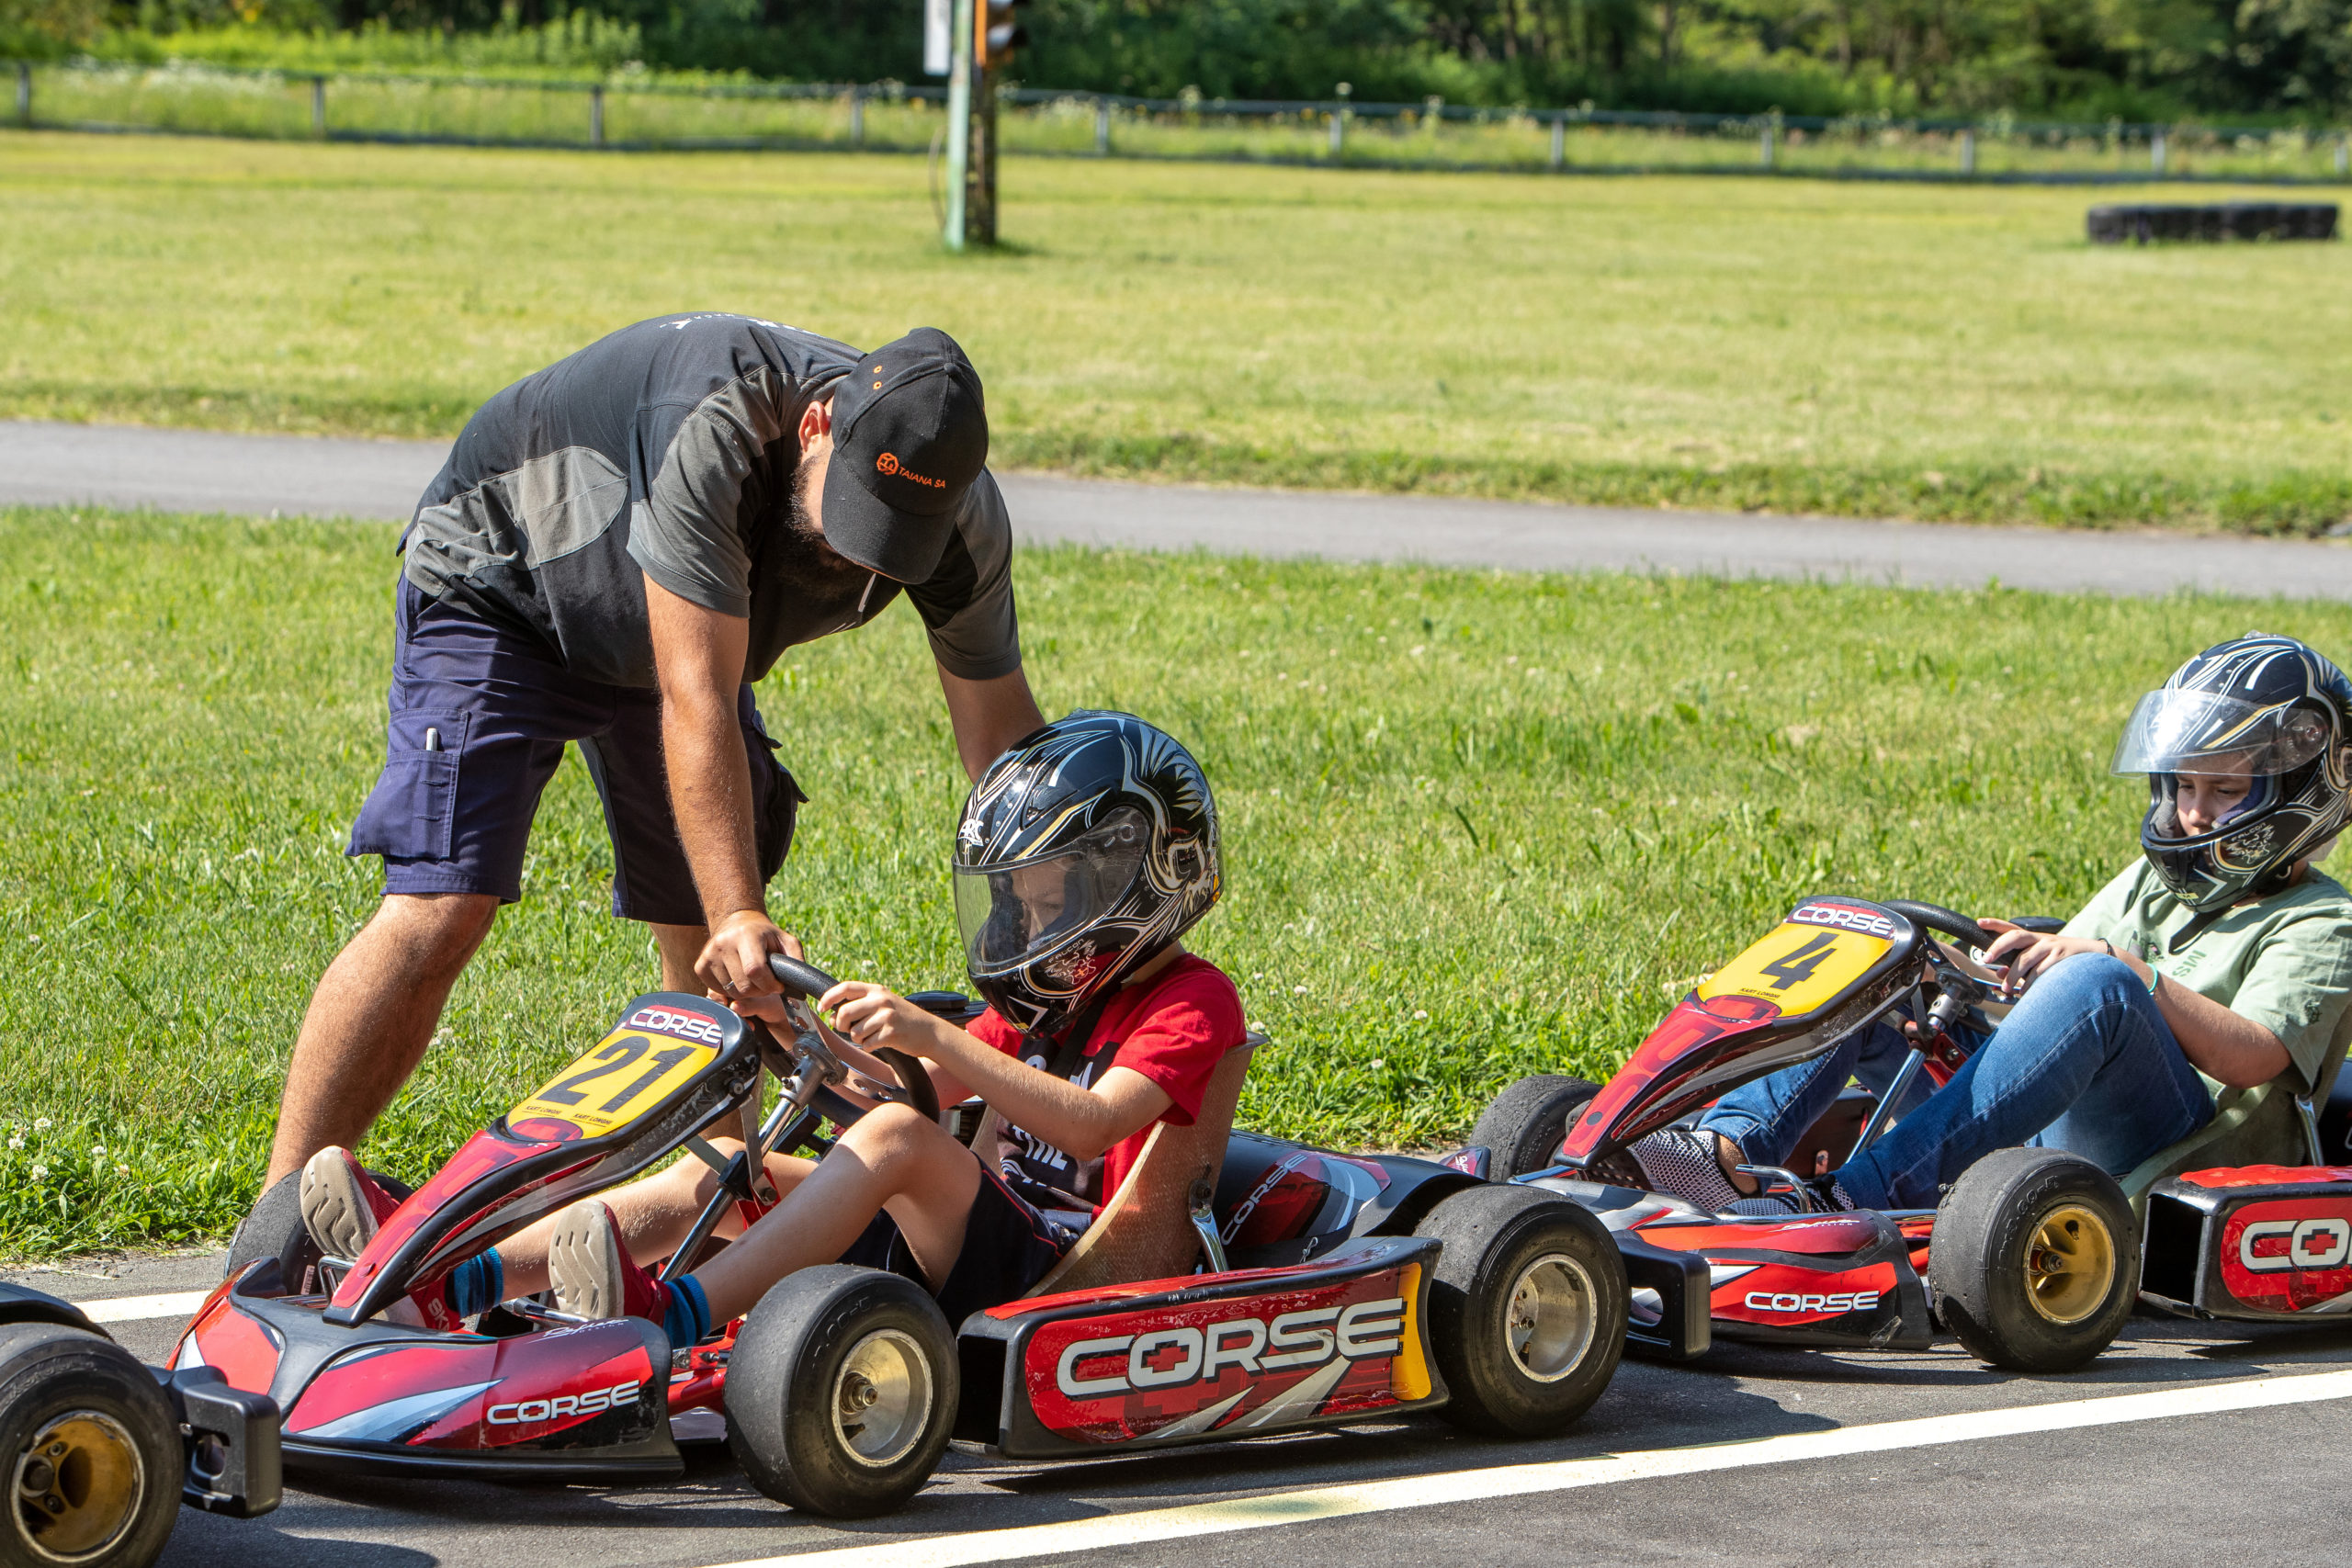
[5,505,2346,1252]
[3,132,2348,533]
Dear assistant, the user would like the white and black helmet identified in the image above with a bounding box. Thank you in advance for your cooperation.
[953,711,1222,1039]
[2112,633,2352,914]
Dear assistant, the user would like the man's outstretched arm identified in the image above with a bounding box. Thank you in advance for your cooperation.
[938,664,1046,782]
[645,572,799,1006]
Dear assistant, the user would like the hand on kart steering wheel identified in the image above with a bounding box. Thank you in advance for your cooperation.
[1977,917,2111,996]
[696,909,808,1023]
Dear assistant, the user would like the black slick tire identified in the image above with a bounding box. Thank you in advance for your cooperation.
[1468,1076,1602,1180]
[223,1172,303,1282]
[1930,1147,2137,1374]
[724,1265,956,1518]
[1414,1186,1625,1436]
[0,1323,181,1568]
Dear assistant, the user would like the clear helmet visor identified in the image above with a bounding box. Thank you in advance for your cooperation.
[954,806,1149,977]
[2109,689,2332,778]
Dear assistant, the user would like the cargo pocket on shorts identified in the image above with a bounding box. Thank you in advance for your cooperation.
[347,709,469,862]
[749,728,808,886]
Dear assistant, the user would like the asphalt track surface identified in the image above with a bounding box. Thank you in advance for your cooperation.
[7,1251,2348,1568]
[10,418,2352,597]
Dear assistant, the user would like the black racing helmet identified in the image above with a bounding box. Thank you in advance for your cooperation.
[2112,633,2352,910]
[953,711,1222,1040]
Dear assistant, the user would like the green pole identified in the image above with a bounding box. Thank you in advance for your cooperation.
[944,0,973,252]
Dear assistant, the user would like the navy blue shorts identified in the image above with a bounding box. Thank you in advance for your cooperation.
[346,578,805,925]
[838,1162,1080,1326]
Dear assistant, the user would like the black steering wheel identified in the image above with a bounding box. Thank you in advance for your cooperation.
[763,953,941,1123]
[1882,899,2003,953]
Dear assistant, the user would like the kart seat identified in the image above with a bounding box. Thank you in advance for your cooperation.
[2120,1001,2352,1210]
[1014,1033,1260,1299]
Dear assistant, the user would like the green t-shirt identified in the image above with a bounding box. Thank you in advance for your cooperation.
[2062,858,2352,1098]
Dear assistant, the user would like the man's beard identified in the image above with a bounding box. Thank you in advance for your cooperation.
[770,454,879,597]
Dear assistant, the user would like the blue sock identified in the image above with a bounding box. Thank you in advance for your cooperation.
[664,1274,711,1348]
[442,1249,504,1317]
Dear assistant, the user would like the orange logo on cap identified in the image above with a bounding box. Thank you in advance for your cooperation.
[876,453,900,476]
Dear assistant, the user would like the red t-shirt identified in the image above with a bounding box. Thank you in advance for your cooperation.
[965,954,1245,1212]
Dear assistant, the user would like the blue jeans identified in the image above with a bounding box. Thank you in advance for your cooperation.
[1695,953,2214,1210]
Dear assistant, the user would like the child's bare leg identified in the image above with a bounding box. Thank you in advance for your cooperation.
[495,1141,814,1298]
[690,1104,981,1325]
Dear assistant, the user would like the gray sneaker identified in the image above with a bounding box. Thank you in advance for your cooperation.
[546,1201,632,1320]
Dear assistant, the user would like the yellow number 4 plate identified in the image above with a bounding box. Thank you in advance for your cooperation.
[510,1027,719,1140]
[1699,902,1898,1018]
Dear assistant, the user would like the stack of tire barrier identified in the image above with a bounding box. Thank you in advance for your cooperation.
[2086,202,2339,243]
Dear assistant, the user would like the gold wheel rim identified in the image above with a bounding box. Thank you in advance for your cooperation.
[831,1329,933,1470]
[2023,1202,2117,1325]
[13,1411,146,1564]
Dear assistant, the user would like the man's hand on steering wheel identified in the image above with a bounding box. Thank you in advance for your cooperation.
[697,908,806,1023]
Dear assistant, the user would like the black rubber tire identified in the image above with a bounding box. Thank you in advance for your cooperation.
[1467,1075,1602,1180]
[1414,1186,1626,1437]
[1930,1147,2138,1374]
[222,1171,303,1281]
[724,1265,956,1517]
[0,1323,182,1568]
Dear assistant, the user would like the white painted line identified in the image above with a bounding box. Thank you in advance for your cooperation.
[74,1292,209,1325]
[703,1368,2352,1568]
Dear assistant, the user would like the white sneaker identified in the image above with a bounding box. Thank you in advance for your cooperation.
[300,1145,383,1260]
[299,1145,445,1327]
[546,1201,632,1320]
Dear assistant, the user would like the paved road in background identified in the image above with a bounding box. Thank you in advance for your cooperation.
[9,1252,2347,1568]
[8,419,2352,598]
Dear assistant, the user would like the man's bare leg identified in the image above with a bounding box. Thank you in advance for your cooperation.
[265,893,500,1185]
[650,922,708,994]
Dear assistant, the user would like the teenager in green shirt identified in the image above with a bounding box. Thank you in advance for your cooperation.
[1627,633,2352,1213]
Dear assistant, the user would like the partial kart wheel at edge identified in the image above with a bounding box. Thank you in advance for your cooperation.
[724,1265,957,1518]
[0,1323,182,1568]
[1468,1076,1602,1181]
[1929,1147,2138,1374]
[1414,1185,1626,1436]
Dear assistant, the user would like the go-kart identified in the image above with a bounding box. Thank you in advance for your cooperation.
[174,955,1627,1518]
[1464,896,2352,1374]
[0,1282,277,1568]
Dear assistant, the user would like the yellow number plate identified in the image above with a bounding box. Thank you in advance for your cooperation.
[1699,921,1891,1017]
[510,1027,718,1138]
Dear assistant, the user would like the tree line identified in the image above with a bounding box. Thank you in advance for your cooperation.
[10,0,2349,119]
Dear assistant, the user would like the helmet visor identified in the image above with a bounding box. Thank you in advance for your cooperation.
[2110,689,2333,777]
[954,807,1149,976]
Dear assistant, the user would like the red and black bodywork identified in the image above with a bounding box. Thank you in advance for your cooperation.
[1487,893,2352,1359]
[171,987,1516,1487]
[2142,1165,2352,1321]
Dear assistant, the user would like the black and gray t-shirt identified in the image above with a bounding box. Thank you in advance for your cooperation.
[401,313,1021,689]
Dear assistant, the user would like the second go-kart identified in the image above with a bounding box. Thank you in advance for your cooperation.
[173,954,1626,1517]
[1464,896,2352,1373]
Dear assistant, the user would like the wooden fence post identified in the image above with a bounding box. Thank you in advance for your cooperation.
[1550,113,1564,169]
[590,85,605,149]
[1330,83,1349,161]
[1759,120,1775,168]
[1960,128,1975,175]
[2150,129,2165,175]
[848,85,865,147]
[16,62,28,126]
[1095,96,1109,154]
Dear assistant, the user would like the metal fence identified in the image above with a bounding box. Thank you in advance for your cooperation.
[8,57,2350,185]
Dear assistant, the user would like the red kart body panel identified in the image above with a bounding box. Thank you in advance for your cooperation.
[958,1236,1445,1460]
[175,1268,681,1481]
[2143,1166,2352,1320]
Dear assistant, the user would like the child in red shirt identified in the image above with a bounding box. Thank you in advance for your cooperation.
[294,712,1242,1340]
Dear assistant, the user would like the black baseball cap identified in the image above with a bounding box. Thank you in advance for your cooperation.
[820,328,989,582]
